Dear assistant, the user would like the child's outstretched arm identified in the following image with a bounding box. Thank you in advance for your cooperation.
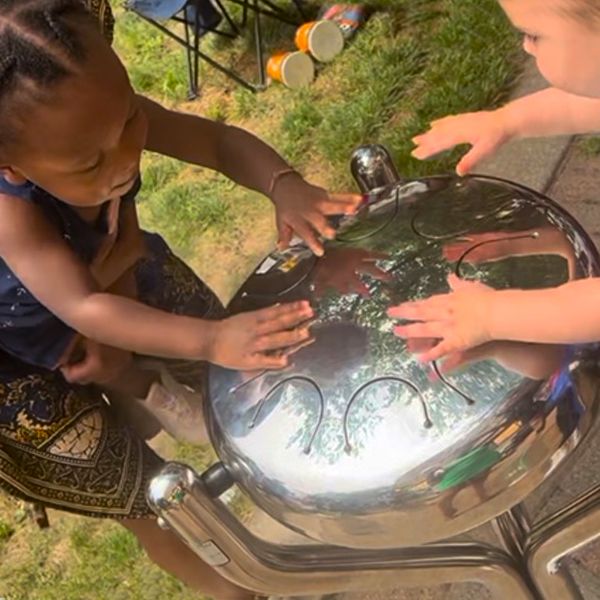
[138,96,362,256]
[0,196,312,371]
[390,274,600,363]
[413,87,600,175]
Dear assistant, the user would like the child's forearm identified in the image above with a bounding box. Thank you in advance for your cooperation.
[487,342,565,379]
[70,293,217,360]
[140,96,292,198]
[488,278,600,344]
[501,88,600,139]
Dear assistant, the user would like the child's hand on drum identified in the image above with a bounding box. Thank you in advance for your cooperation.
[388,274,496,362]
[270,172,362,256]
[208,301,314,370]
[412,110,514,176]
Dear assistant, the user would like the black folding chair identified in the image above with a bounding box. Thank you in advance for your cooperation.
[126,0,307,97]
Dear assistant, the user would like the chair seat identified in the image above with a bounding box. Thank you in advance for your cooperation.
[128,0,306,96]
[127,0,187,21]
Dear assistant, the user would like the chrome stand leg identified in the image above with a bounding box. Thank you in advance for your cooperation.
[149,463,538,599]
[493,504,533,560]
[524,483,600,600]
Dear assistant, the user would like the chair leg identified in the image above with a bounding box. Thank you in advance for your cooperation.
[192,6,201,98]
[525,483,600,599]
[213,0,241,35]
[241,0,249,27]
[182,15,198,99]
[252,0,266,87]
[132,9,266,94]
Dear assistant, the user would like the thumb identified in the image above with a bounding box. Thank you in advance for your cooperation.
[447,272,469,291]
[60,360,92,384]
[456,139,499,176]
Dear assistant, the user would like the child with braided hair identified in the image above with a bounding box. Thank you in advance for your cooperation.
[0,1,361,597]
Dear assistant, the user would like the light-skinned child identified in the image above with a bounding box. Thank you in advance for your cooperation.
[0,2,362,599]
[389,0,600,370]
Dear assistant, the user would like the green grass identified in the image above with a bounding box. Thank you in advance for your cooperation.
[0,0,523,597]
[578,135,600,156]
[0,499,198,600]
[113,0,520,272]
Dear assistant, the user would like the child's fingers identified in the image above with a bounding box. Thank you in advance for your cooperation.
[281,336,316,358]
[277,223,293,251]
[406,338,438,353]
[254,302,313,333]
[253,326,312,353]
[456,139,498,176]
[388,300,448,321]
[292,221,325,256]
[319,194,363,214]
[418,339,455,363]
[303,213,336,240]
[250,353,289,370]
[411,136,460,160]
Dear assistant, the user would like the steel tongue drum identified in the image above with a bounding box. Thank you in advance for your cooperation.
[152,145,600,550]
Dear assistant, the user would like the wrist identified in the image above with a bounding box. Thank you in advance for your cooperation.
[486,288,527,341]
[268,168,303,201]
[496,103,523,142]
[195,319,221,363]
[483,289,503,342]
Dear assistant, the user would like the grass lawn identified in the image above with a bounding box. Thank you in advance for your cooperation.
[0,1,521,598]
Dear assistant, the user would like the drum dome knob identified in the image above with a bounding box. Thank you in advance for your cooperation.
[350,144,401,193]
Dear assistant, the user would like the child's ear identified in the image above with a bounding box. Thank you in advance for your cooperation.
[1,166,27,185]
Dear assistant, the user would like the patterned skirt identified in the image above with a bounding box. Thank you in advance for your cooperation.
[0,233,224,519]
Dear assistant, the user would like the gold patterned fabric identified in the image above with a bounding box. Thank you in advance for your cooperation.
[83,0,115,44]
[0,233,223,518]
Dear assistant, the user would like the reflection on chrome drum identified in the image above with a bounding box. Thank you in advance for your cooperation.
[208,162,599,549]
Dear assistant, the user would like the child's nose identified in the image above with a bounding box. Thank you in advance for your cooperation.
[522,37,536,57]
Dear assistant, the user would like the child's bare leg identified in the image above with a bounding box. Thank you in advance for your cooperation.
[104,362,158,398]
[104,360,209,445]
[103,364,162,440]
[121,517,254,600]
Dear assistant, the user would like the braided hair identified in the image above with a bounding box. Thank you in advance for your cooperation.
[0,0,92,149]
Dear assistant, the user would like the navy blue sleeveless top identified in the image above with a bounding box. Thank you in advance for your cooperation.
[0,176,141,370]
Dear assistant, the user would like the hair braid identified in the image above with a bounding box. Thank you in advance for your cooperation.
[0,0,91,149]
